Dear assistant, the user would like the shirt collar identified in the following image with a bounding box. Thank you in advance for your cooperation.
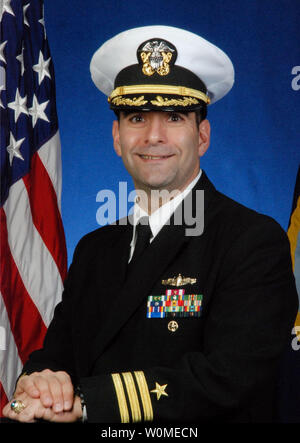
[131,169,202,242]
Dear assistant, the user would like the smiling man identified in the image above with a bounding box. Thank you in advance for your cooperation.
[112,110,210,215]
[3,25,298,424]
[112,111,210,193]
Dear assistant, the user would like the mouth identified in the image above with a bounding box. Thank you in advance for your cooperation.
[138,154,175,161]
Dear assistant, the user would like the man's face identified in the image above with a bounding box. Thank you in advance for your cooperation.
[112,111,210,193]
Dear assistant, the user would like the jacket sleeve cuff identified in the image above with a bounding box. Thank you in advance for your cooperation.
[80,371,154,423]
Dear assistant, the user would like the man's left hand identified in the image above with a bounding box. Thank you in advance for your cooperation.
[2,393,83,423]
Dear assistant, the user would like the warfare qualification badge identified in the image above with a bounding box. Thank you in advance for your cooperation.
[162,274,197,287]
[137,38,177,77]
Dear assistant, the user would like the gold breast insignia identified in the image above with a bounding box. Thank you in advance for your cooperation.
[162,274,197,287]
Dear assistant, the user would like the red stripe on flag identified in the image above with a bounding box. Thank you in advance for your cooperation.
[0,382,9,417]
[22,152,67,282]
[0,208,47,364]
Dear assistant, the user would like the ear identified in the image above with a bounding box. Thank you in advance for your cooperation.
[198,119,210,157]
[112,120,122,157]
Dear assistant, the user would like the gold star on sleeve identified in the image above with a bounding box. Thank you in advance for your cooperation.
[150,383,168,400]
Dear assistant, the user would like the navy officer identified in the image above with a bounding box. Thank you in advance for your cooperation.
[3,25,298,423]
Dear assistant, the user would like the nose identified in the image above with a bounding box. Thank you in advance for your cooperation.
[144,115,167,145]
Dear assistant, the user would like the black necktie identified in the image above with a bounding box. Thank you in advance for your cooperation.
[128,216,152,269]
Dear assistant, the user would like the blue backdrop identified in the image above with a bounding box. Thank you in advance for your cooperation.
[44,0,300,265]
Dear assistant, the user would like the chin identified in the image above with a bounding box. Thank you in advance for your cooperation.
[138,173,177,191]
[140,178,171,191]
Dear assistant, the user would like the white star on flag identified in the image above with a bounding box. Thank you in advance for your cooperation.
[29,94,49,127]
[7,88,29,122]
[0,40,7,64]
[6,132,25,166]
[23,3,30,27]
[0,0,15,19]
[16,45,25,75]
[33,50,51,85]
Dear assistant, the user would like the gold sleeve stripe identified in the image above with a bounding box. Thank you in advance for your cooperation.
[134,371,153,422]
[109,84,211,104]
[122,372,142,423]
[111,373,130,423]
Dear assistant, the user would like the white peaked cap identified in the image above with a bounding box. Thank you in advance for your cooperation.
[90,25,234,106]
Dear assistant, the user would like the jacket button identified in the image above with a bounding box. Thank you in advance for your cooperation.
[168,320,178,332]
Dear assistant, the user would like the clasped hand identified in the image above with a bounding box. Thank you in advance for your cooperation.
[2,369,82,423]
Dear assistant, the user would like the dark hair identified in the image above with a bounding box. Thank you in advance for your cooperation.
[194,105,207,125]
[114,105,207,127]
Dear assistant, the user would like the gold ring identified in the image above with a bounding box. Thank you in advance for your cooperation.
[10,400,26,414]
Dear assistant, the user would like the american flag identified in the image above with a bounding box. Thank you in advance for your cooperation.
[0,0,67,414]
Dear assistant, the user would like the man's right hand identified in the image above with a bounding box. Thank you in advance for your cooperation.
[14,369,74,413]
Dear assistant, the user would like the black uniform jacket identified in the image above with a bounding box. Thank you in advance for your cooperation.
[23,171,298,423]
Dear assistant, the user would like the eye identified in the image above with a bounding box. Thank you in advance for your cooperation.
[129,114,145,123]
[168,113,183,122]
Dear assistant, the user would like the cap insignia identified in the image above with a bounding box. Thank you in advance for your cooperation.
[137,39,177,77]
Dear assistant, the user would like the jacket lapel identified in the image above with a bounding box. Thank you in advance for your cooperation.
[98,219,133,288]
[88,171,218,369]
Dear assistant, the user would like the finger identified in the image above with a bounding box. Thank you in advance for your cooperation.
[34,402,55,421]
[4,407,20,422]
[49,395,82,423]
[55,372,74,410]
[15,374,40,398]
[49,410,75,423]
[34,370,71,411]
[3,395,33,422]
[16,404,36,423]
[2,401,13,417]
[33,375,55,408]
[46,375,66,413]
[17,393,53,422]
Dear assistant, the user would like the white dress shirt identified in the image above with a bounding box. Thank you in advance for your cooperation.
[128,170,202,262]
